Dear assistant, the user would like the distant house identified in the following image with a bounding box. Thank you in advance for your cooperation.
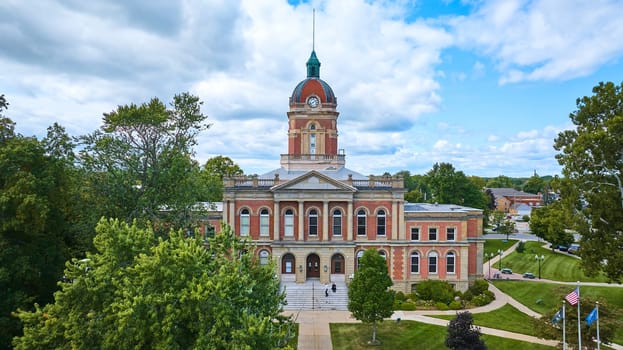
[510,203,532,217]
[485,188,542,213]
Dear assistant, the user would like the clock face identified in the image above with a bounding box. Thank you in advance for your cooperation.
[307,96,319,108]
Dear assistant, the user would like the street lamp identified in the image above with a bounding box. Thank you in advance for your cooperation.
[535,254,545,279]
[497,249,503,270]
[484,252,494,279]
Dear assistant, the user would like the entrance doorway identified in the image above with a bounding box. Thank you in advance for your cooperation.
[331,254,345,274]
[306,254,320,278]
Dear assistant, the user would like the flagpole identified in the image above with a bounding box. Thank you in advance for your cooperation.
[562,300,566,350]
[577,282,581,349]
[596,302,600,350]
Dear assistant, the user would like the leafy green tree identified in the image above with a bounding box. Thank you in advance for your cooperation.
[554,81,623,282]
[425,163,488,209]
[200,155,243,202]
[78,93,210,233]
[529,202,574,247]
[490,210,506,230]
[0,116,81,349]
[445,311,486,350]
[348,249,394,345]
[497,219,516,241]
[523,172,544,194]
[14,220,293,349]
[485,175,514,189]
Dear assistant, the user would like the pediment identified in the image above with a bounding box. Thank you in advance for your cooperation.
[271,170,356,192]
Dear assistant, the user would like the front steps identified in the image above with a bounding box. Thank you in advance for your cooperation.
[281,279,349,311]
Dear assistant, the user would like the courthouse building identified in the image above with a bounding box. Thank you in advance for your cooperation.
[207,50,484,292]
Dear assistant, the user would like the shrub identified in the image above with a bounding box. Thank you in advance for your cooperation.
[448,300,462,310]
[416,280,455,304]
[462,290,474,301]
[435,302,449,310]
[468,279,489,296]
[395,291,406,301]
[398,301,417,311]
[516,241,526,253]
[406,293,418,302]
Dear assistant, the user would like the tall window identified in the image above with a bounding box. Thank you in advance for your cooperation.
[357,209,366,236]
[446,227,455,241]
[310,132,316,155]
[284,209,294,237]
[260,208,269,236]
[428,227,437,241]
[410,252,420,273]
[332,209,342,236]
[428,252,438,274]
[240,209,250,236]
[204,225,215,239]
[376,209,386,236]
[308,209,318,236]
[259,250,270,265]
[356,250,364,270]
[410,227,420,241]
[447,252,456,274]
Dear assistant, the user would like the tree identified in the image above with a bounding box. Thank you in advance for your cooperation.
[485,175,514,189]
[14,220,294,349]
[348,249,394,345]
[78,92,210,233]
[523,171,544,194]
[0,116,81,349]
[445,311,486,350]
[553,81,623,282]
[200,155,243,202]
[425,163,488,209]
[529,202,574,247]
[497,219,516,240]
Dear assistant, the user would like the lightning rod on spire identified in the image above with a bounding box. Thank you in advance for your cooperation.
[312,8,315,51]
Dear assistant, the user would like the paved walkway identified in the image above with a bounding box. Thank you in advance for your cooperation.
[290,241,623,350]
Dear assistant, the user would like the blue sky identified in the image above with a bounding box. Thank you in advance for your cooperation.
[2,0,623,178]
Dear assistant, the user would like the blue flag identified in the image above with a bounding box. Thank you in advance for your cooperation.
[586,307,598,326]
[552,308,563,324]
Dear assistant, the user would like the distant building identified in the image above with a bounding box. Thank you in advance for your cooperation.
[201,50,484,292]
[485,188,542,214]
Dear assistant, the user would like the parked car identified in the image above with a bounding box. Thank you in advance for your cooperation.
[558,245,569,252]
[501,268,513,274]
[568,244,580,254]
[523,272,536,279]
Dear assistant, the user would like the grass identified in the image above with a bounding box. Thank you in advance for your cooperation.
[493,280,623,344]
[484,239,518,262]
[330,321,555,349]
[499,241,609,282]
[432,304,541,337]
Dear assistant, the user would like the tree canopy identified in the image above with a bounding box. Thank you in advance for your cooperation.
[554,81,623,282]
[13,219,293,349]
[348,249,394,345]
[200,156,243,202]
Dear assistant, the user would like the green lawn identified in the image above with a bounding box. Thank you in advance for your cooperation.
[484,239,518,262]
[330,321,555,349]
[499,241,609,282]
[433,304,543,337]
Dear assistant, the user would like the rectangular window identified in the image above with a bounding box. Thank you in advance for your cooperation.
[377,216,386,236]
[357,216,366,236]
[204,225,215,238]
[240,217,249,236]
[410,227,420,241]
[333,216,342,236]
[309,216,318,236]
[447,255,455,274]
[410,255,419,273]
[428,227,437,241]
[429,256,437,273]
[284,214,294,236]
[447,227,455,241]
[260,216,269,236]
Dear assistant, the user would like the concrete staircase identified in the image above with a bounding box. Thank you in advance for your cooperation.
[281,278,349,311]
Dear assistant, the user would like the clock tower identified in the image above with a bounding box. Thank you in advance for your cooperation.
[282,50,343,171]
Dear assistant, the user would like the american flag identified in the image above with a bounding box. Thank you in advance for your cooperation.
[565,287,579,305]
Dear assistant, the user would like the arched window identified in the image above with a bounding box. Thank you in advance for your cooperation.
[428,252,438,274]
[260,208,269,236]
[376,209,386,236]
[282,253,295,274]
[332,209,342,236]
[259,250,270,265]
[240,209,250,236]
[378,250,387,259]
[308,209,318,236]
[410,252,420,273]
[284,209,294,237]
[357,209,366,236]
[446,252,456,274]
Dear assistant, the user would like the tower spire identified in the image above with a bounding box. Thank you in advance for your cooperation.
[306,9,320,78]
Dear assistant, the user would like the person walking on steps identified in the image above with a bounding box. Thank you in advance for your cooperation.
[331,283,337,293]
